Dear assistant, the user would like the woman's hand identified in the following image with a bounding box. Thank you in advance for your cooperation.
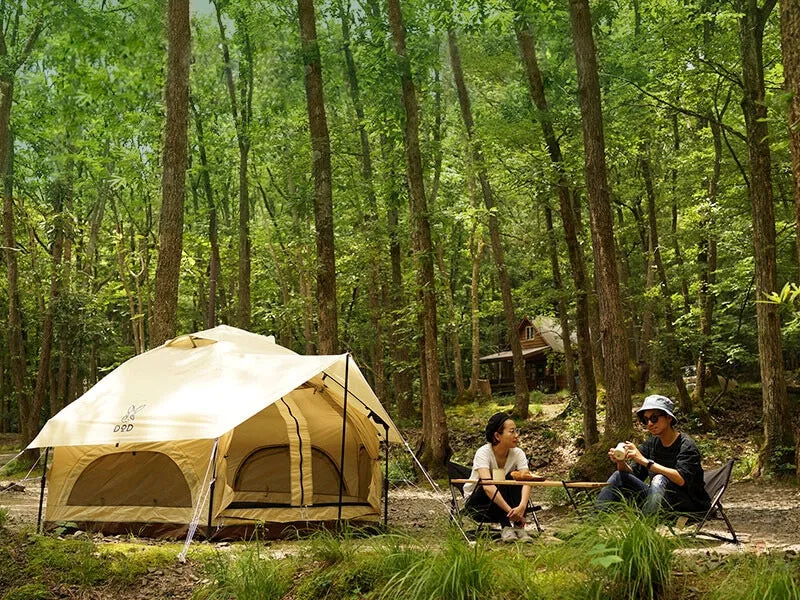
[507,503,526,524]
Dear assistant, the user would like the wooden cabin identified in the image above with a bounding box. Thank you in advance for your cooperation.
[479,316,571,394]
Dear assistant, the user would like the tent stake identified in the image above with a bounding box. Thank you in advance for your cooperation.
[337,354,350,526]
[37,448,50,534]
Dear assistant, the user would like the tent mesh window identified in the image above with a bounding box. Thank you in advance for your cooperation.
[233,445,362,505]
[67,451,192,507]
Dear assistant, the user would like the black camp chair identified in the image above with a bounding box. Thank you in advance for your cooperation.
[447,460,542,535]
[687,459,738,543]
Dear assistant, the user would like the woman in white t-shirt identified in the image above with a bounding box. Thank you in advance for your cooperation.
[464,412,532,541]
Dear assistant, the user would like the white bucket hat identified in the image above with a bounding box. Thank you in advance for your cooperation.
[636,394,677,423]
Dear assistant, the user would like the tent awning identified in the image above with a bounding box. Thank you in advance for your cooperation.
[28,325,403,448]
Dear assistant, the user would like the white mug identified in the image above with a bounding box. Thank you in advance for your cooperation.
[612,443,627,461]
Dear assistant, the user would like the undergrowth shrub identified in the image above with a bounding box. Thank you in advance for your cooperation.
[500,537,593,600]
[575,505,678,600]
[386,453,415,485]
[0,507,9,527]
[379,529,499,600]
[708,554,800,600]
[194,545,292,600]
[299,526,358,566]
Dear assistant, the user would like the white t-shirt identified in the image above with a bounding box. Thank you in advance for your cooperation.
[463,443,529,497]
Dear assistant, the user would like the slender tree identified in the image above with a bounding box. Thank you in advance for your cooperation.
[213,1,253,331]
[152,0,190,346]
[1,5,43,448]
[337,0,385,394]
[568,0,631,441]
[512,5,597,445]
[387,0,449,474]
[738,0,795,475]
[447,28,530,417]
[780,0,800,277]
[298,0,338,354]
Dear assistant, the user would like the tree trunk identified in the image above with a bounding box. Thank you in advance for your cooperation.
[513,12,597,442]
[469,229,485,394]
[695,116,721,412]
[640,151,712,426]
[214,2,252,332]
[568,0,631,441]
[338,0,385,394]
[780,0,800,277]
[298,0,338,354]
[32,181,67,436]
[448,28,528,415]
[544,206,576,394]
[388,200,414,417]
[152,0,190,347]
[738,0,795,475]
[55,169,74,415]
[670,113,692,314]
[191,102,221,329]
[387,0,448,474]
[0,76,30,444]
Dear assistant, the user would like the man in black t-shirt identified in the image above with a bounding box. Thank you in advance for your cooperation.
[595,394,711,516]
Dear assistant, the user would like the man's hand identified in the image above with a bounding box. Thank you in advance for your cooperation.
[623,441,645,465]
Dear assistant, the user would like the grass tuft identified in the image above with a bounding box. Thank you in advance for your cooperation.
[380,528,499,600]
[194,545,292,600]
[299,526,358,567]
[570,504,678,600]
[708,554,800,600]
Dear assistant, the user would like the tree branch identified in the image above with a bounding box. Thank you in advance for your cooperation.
[603,72,747,142]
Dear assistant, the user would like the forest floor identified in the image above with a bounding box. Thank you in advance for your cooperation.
[0,384,799,598]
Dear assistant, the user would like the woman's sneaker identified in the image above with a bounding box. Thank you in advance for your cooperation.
[500,526,517,542]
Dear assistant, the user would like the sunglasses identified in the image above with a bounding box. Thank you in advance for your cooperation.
[639,414,663,425]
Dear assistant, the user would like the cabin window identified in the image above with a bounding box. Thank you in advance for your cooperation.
[525,326,535,340]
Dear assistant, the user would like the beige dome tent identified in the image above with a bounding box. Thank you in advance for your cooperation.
[27,325,403,539]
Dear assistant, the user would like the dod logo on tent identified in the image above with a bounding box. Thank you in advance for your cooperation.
[27,325,403,539]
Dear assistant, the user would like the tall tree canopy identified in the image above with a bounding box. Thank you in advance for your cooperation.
[0,0,798,476]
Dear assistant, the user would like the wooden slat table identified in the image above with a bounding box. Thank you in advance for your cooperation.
[450,479,607,516]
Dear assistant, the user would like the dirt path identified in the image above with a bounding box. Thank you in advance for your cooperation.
[386,479,800,554]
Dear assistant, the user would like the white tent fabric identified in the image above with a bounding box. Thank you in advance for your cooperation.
[29,325,402,449]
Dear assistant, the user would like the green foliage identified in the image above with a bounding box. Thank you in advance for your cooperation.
[379,529,499,600]
[0,459,35,479]
[2,583,52,600]
[0,508,8,528]
[386,453,416,485]
[572,506,679,600]
[708,554,800,600]
[194,546,292,600]
[300,527,358,567]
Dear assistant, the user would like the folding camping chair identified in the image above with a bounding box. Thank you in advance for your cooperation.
[447,461,542,535]
[685,459,738,544]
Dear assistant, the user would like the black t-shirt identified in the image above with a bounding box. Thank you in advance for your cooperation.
[632,433,710,506]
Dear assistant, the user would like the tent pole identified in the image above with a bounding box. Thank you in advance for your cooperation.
[37,447,50,534]
[206,439,219,538]
[337,354,351,526]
